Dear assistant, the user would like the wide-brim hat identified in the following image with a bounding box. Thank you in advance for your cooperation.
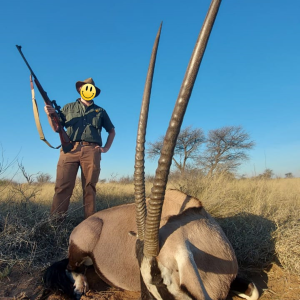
[76,77,101,98]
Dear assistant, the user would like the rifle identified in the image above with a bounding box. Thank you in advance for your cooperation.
[16,45,73,153]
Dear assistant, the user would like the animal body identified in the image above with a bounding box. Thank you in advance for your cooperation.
[44,189,259,300]
[44,0,259,299]
[71,190,220,291]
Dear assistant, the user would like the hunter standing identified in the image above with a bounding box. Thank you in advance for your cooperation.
[44,78,115,219]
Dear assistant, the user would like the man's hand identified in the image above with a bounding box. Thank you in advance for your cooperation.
[44,105,60,132]
[95,129,115,154]
[95,146,108,153]
[44,105,56,116]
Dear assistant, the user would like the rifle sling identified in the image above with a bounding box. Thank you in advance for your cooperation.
[31,79,61,150]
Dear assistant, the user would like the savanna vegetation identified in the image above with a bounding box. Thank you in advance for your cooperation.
[0,136,299,298]
[0,172,299,282]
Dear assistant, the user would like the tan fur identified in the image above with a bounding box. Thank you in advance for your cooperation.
[155,206,238,299]
[68,189,238,299]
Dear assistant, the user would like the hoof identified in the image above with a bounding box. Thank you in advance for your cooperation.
[66,270,89,299]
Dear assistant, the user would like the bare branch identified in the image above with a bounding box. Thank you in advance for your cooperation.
[0,144,18,178]
[17,160,39,185]
[147,126,205,173]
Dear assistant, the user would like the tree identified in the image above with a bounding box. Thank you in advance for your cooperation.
[285,172,294,178]
[257,168,274,179]
[147,126,205,174]
[199,126,255,176]
[36,173,52,183]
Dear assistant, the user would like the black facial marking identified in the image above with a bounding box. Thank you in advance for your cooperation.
[136,240,156,300]
[136,239,176,299]
[149,257,176,300]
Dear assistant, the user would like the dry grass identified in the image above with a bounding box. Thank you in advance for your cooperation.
[0,180,149,277]
[170,174,300,275]
[0,176,299,278]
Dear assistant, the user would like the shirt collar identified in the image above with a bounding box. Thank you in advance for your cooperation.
[77,98,94,107]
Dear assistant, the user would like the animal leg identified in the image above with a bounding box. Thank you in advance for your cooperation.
[66,270,89,300]
[66,243,91,298]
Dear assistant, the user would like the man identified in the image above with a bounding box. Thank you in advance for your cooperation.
[44,78,115,219]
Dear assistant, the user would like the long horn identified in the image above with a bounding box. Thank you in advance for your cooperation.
[144,0,223,258]
[134,23,163,241]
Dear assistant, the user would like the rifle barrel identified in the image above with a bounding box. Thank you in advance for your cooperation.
[16,45,74,153]
[16,45,37,79]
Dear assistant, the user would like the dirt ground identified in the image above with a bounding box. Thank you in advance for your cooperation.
[0,264,299,300]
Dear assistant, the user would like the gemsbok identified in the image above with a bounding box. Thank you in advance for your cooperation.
[43,0,260,299]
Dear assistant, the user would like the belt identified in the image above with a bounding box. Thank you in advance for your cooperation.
[74,141,99,146]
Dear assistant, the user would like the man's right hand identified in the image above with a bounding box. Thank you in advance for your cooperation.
[44,105,56,116]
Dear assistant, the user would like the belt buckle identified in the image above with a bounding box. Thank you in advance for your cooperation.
[80,141,92,146]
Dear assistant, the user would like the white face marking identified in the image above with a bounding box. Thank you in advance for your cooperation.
[140,255,193,300]
[140,257,163,300]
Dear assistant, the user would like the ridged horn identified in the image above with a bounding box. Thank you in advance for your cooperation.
[134,23,162,241]
[143,0,223,258]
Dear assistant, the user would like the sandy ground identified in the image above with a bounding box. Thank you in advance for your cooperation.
[0,263,299,300]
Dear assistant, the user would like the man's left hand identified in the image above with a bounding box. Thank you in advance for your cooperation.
[95,146,108,153]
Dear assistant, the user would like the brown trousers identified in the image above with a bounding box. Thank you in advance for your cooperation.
[51,143,101,219]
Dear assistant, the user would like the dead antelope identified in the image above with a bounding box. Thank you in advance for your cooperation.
[43,0,259,299]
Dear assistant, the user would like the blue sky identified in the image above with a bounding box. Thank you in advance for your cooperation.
[1,0,300,181]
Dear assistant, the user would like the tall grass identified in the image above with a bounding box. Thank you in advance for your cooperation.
[0,176,299,278]
[170,173,300,275]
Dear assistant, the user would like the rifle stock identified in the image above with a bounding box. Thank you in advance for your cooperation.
[16,45,73,153]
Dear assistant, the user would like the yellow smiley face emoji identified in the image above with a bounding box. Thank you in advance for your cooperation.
[80,83,96,101]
